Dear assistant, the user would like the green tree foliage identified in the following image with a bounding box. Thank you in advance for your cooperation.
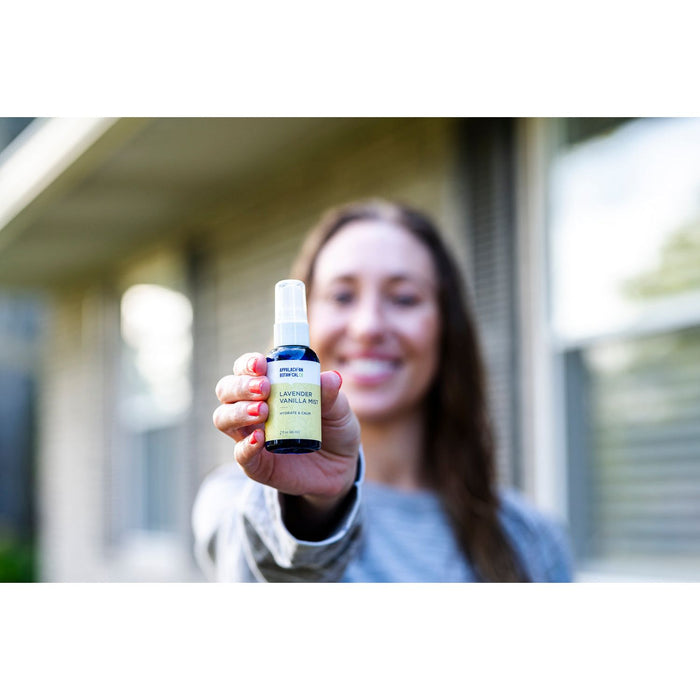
[0,535,35,582]
[623,218,700,300]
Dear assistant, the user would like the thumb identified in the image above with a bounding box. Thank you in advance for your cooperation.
[320,370,344,420]
[319,370,360,457]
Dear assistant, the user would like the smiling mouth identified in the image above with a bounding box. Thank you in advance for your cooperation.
[340,357,399,383]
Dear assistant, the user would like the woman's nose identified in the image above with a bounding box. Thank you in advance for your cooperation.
[348,297,386,342]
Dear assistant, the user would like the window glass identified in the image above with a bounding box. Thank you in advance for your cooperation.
[550,118,700,342]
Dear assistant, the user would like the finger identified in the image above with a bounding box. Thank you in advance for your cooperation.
[215,373,271,403]
[232,352,267,377]
[234,428,267,476]
[213,400,269,440]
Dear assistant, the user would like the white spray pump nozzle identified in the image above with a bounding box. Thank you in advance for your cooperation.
[274,279,310,347]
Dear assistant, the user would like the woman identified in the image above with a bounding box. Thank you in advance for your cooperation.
[194,199,573,582]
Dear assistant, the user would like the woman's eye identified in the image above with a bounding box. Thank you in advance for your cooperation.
[331,291,354,305]
[391,294,420,307]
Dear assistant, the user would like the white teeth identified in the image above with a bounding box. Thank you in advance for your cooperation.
[345,358,395,375]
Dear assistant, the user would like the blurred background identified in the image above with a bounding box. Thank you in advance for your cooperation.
[0,117,698,582]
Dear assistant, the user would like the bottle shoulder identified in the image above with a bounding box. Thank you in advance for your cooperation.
[266,345,319,362]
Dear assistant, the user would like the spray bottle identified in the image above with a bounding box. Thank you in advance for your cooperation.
[264,279,322,453]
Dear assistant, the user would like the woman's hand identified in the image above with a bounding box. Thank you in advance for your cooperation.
[213,352,361,524]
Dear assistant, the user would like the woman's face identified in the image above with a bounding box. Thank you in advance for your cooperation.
[308,219,441,424]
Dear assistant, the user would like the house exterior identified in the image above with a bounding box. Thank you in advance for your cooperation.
[1,117,698,582]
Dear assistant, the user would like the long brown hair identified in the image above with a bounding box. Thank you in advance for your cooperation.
[292,199,528,582]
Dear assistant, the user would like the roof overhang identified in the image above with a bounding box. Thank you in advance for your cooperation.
[0,117,358,288]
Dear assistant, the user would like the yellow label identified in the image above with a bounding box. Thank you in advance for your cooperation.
[265,360,321,442]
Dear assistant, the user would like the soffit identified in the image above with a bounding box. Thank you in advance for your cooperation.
[0,117,356,288]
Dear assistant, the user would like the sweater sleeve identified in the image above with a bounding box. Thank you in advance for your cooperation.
[192,451,365,582]
[499,489,575,582]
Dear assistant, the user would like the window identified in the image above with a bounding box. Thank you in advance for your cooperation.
[111,250,193,575]
[549,118,700,579]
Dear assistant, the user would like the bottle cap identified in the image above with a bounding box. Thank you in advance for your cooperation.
[274,279,310,347]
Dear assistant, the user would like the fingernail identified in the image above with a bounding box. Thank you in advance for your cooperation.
[247,356,258,373]
[249,378,264,395]
[250,430,258,446]
[247,402,261,417]
[333,370,342,388]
